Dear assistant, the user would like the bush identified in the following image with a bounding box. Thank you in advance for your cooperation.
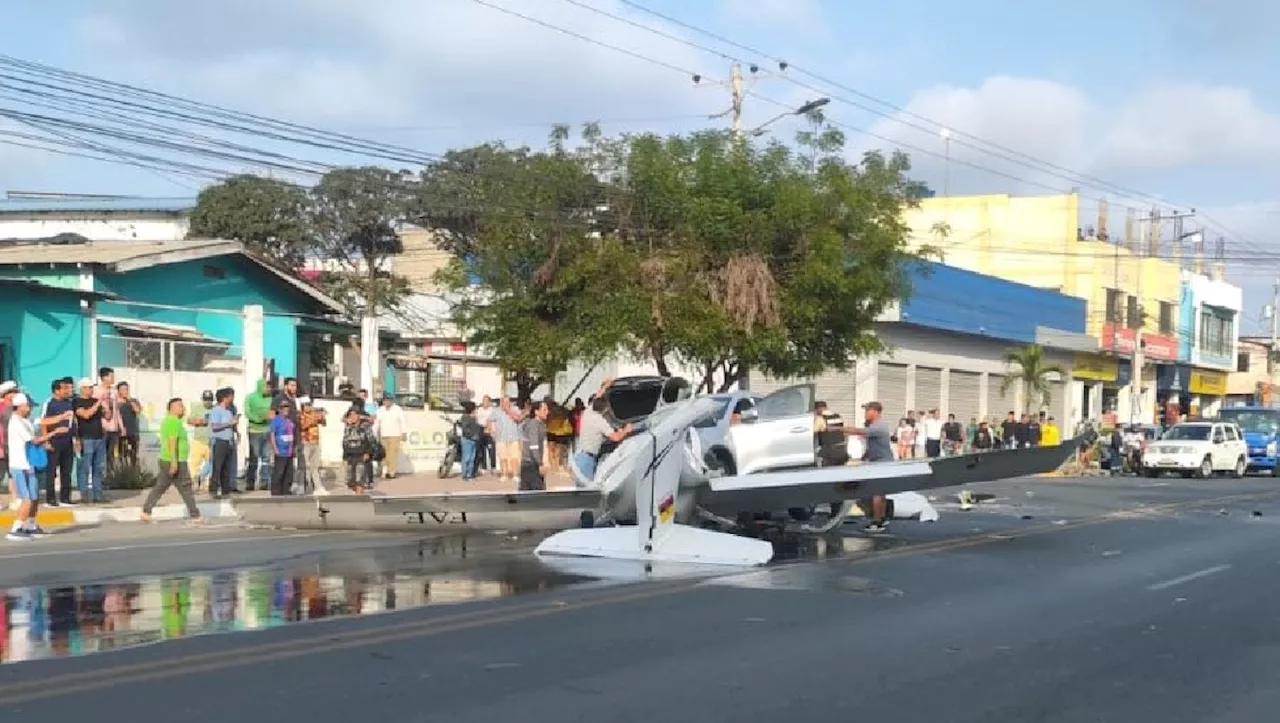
[105,464,157,490]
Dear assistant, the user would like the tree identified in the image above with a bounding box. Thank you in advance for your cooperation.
[187,174,312,266]
[310,166,414,317]
[600,126,930,392]
[1000,344,1066,413]
[419,129,633,397]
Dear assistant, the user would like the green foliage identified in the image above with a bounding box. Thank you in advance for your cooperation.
[188,174,313,265]
[424,122,929,393]
[105,464,156,490]
[188,168,414,319]
[1000,344,1067,413]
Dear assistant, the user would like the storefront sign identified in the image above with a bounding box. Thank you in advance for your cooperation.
[1072,353,1117,382]
[1189,369,1228,396]
[1114,360,1132,388]
[1156,364,1191,393]
[1100,323,1179,362]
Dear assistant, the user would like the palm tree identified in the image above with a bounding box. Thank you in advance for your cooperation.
[1000,344,1066,414]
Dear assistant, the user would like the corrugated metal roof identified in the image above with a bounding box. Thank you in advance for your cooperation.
[0,196,196,214]
[0,238,241,268]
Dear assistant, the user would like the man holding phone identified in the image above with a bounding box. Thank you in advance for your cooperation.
[206,387,239,498]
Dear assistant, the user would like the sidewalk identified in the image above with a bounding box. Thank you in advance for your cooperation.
[2,467,576,529]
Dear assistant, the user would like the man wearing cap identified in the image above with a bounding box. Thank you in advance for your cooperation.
[7,392,71,540]
[0,380,17,491]
[73,376,108,504]
[845,401,893,532]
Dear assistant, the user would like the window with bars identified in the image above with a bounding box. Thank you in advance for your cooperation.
[1198,310,1234,357]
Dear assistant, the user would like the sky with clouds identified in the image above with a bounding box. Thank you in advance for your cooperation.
[1,0,1277,324]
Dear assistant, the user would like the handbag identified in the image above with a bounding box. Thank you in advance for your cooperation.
[26,442,48,471]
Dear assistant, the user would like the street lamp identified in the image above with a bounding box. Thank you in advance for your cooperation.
[750,97,830,137]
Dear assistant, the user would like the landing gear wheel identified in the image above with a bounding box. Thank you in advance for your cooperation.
[1232,456,1247,479]
[579,510,596,529]
[1198,457,1213,479]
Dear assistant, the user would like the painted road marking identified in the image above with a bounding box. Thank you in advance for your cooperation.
[0,487,1277,706]
[0,532,332,561]
[1147,564,1232,591]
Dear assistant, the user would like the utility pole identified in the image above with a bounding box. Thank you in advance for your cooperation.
[700,61,789,139]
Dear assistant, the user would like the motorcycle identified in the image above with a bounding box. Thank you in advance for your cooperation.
[436,414,464,479]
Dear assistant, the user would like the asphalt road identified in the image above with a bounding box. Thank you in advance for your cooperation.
[3,474,1280,722]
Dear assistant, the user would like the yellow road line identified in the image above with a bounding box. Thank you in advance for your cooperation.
[1,486,1275,706]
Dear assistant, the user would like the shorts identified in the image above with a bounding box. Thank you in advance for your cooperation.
[498,441,522,464]
[10,468,39,501]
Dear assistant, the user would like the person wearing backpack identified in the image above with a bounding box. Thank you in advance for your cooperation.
[7,393,70,541]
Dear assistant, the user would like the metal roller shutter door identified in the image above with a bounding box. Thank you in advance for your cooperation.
[1042,380,1065,417]
[876,362,908,422]
[915,366,943,413]
[947,370,982,423]
[815,369,858,423]
[747,370,857,421]
[987,373,1014,420]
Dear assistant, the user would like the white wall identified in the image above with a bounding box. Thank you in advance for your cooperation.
[0,216,189,241]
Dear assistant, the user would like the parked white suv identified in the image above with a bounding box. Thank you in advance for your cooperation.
[1141,422,1248,479]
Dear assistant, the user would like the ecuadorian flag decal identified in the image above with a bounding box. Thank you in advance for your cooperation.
[658,493,676,524]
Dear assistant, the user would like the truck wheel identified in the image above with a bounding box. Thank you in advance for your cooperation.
[1232,457,1247,479]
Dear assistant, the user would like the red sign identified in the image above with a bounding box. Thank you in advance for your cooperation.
[1100,323,1178,362]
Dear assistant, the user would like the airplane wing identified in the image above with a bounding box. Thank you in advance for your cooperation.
[704,438,1079,513]
[372,489,603,518]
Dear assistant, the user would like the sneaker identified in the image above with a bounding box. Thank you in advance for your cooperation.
[864,522,889,534]
[6,530,32,542]
[26,527,48,538]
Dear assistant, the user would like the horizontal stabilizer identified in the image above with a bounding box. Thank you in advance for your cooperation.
[535,524,773,566]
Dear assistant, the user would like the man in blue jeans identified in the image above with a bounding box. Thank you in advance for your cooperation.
[73,377,108,503]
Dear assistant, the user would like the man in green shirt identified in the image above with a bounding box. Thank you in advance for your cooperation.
[243,378,274,492]
[140,397,203,524]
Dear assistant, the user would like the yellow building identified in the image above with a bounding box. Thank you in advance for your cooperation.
[904,192,1185,425]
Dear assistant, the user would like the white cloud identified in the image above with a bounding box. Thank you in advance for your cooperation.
[70,0,720,133]
[856,76,1280,199]
[720,0,824,30]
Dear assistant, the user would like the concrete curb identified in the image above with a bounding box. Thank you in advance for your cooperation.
[1,499,239,528]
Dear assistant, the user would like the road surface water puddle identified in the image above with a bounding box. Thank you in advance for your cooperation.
[0,533,596,664]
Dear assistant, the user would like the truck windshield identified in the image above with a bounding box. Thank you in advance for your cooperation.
[1162,425,1211,441]
[1218,409,1280,435]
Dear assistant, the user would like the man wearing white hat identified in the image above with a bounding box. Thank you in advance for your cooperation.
[0,380,17,491]
[7,393,71,540]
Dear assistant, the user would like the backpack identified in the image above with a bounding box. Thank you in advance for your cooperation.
[26,442,48,471]
[341,425,367,457]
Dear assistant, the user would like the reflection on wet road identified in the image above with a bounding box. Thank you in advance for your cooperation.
[0,524,906,665]
[0,533,595,664]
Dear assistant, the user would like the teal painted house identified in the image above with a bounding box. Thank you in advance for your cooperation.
[0,279,104,390]
[0,238,345,391]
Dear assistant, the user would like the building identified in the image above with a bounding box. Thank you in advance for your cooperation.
[902,191,1227,425]
[748,260,1091,427]
[1168,270,1243,417]
[0,195,195,241]
[1229,338,1274,407]
[0,237,345,408]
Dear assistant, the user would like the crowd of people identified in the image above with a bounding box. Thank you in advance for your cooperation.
[0,371,420,542]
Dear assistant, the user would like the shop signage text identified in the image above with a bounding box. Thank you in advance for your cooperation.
[1189,369,1227,396]
[1100,323,1178,362]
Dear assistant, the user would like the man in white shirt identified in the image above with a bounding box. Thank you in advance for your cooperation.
[7,393,69,541]
[922,409,944,459]
[475,395,495,475]
[373,395,407,479]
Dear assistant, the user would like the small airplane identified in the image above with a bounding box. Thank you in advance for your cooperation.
[377,383,1076,567]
